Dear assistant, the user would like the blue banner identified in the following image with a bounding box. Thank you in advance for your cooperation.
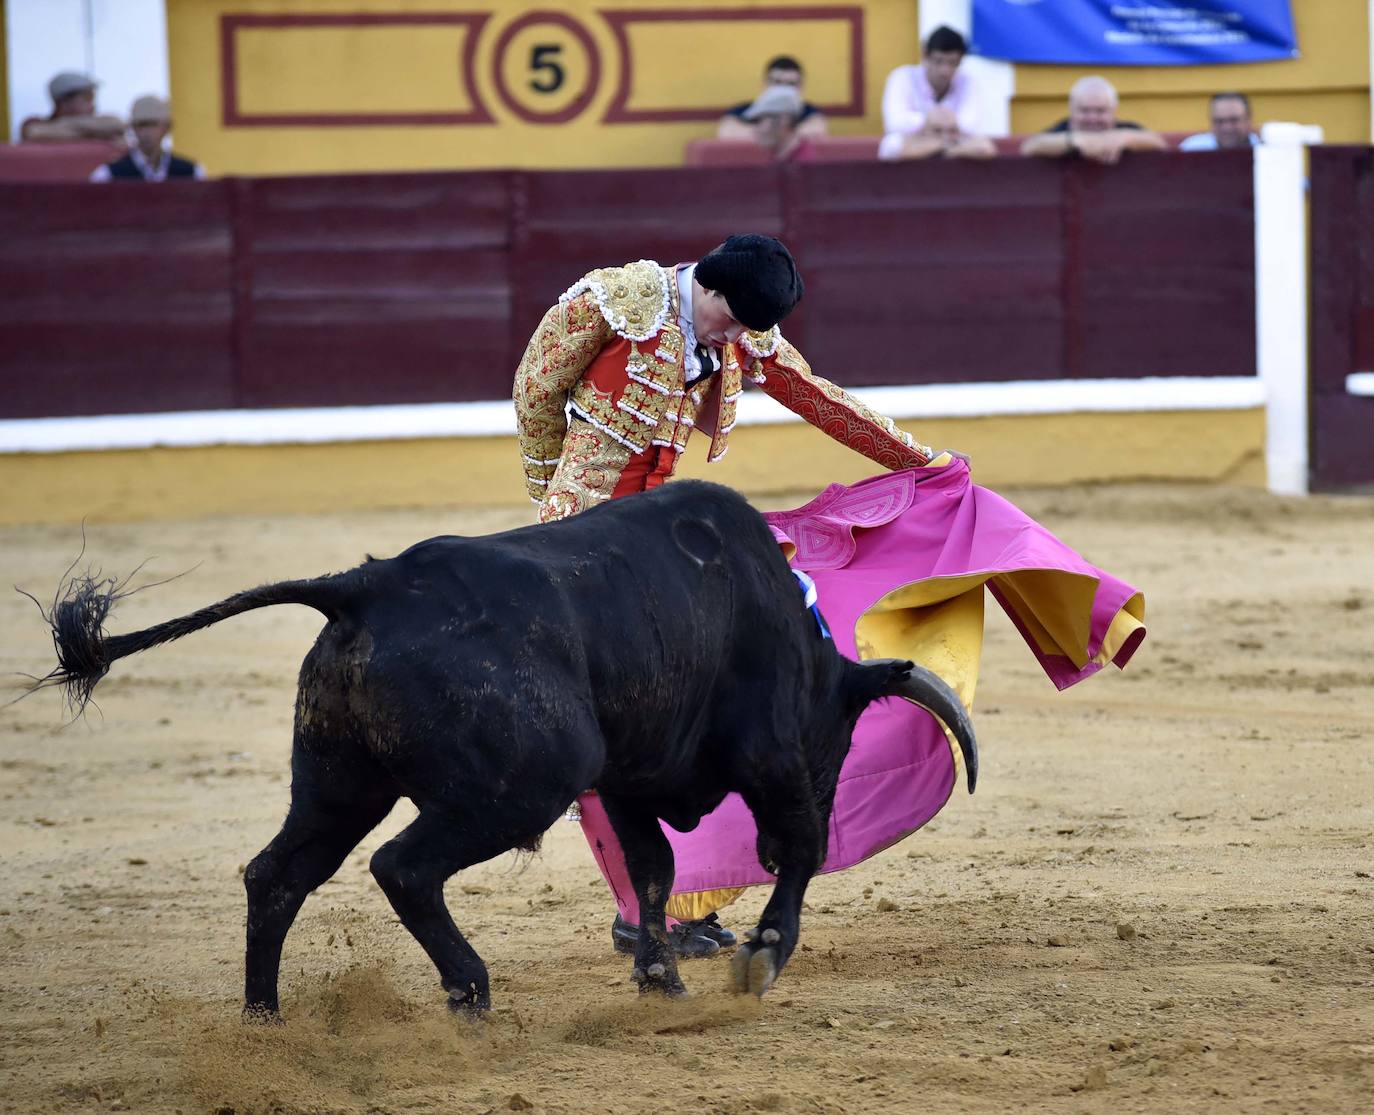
[970,1,1298,66]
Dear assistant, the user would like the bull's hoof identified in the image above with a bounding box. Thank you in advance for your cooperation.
[242,1005,284,1025]
[446,983,491,1017]
[730,945,780,998]
[446,997,490,1019]
[630,963,688,999]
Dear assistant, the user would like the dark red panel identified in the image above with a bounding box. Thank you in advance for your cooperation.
[233,172,514,406]
[786,159,1065,384]
[1072,150,1255,379]
[1308,148,1356,395]
[0,183,235,418]
[1311,397,1374,489]
[1309,146,1374,491]
[1355,309,1374,377]
[509,166,785,358]
[2,158,1268,427]
[1355,159,1374,376]
[0,142,121,182]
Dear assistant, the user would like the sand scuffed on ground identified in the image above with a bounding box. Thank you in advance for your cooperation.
[1,482,1371,1114]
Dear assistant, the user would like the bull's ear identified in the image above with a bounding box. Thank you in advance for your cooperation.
[864,660,978,795]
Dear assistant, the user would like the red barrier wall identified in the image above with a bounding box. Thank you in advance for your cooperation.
[0,184,236,416]
[0,153,1256,421]
[1309,146,1374,491]
[0,142,122,182]
[233,173,515,407]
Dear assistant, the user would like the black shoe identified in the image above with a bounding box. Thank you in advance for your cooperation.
[611,914,720,959]
[682,911,737,950]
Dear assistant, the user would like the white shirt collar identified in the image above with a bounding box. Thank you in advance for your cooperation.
[676,263,718,383]
[129,144,169,181]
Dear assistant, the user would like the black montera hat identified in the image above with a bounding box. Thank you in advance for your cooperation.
[695,234,804,331]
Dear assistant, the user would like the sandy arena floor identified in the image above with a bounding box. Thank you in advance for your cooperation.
[1,481,1371,1114]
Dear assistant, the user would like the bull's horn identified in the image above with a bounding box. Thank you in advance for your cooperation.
[887,664,978,794]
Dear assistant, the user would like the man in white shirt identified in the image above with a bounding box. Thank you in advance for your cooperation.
[1179,93,1260,151]
[879,26,980,161]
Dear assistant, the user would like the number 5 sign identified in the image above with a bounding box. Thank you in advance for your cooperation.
[491,11,601,124]
[196,2,870,171]
[491,6,865,126]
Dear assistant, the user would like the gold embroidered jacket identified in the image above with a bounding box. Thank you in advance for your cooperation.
[513,260,933,505]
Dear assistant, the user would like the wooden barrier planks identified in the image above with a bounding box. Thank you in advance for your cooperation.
[1309,146,1374,491]
[2,153,1261,423]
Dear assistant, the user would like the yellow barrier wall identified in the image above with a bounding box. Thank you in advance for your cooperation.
[169,0,1370,174]
[0,409,1265,525]
[1009,0,1371,142]
[168,0,922,175]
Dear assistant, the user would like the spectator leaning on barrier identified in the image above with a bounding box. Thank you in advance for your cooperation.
[1179,92,1260,151]
[1020,76,1166,164]
[718,55,827,144]
[90,96,205,182]
[20,71,126,144]
[730,84,809,162]
[879,25,980,161]
[886,105,995,161]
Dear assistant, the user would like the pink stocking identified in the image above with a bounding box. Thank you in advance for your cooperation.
[575,792,679,928]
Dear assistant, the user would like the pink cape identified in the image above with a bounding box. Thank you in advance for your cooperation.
[579,462,1146,915]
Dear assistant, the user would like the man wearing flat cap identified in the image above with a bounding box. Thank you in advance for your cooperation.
[91,95,205,182]
[20,71,125,144]
[719,55,828,151]
[738,84,809,161]
[514,236,953,954]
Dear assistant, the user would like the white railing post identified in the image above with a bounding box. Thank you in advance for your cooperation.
[1254,122,1322,496]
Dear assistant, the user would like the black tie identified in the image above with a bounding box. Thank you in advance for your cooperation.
[694,343,718,381]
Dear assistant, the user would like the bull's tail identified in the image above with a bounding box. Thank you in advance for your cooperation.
[32,567,356,715]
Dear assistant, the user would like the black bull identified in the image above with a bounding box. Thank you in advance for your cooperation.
[38,480,976,1015]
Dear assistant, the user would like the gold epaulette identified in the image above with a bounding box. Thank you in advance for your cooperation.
[559,260,671,342]
[739,326,781,359]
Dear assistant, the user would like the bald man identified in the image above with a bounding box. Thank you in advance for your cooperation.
[1021,76,1165,165]
[886,106,995,161]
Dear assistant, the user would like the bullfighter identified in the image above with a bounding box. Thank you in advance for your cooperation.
[514,234,942,523]
[513,234,958,956]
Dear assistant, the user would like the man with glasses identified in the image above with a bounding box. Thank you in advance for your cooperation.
[1179,93,1260,151]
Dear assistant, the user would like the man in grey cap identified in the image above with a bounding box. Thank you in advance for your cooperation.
[91,95,205,182]
[735,83,807,161]
[718,55,826,158]
[20,71,125,143]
